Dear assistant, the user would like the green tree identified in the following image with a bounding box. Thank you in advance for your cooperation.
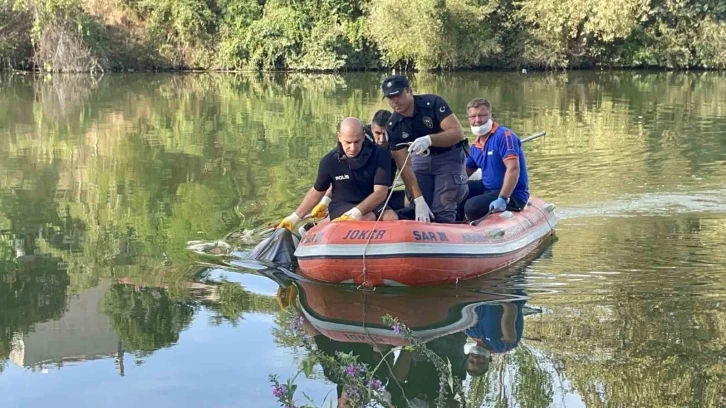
[367,0,499,70]
[515,0,650,68]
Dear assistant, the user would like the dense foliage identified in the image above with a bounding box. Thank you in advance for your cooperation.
[1,0,725,71]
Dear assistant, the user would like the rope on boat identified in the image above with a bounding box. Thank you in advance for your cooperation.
[531,201,556,231]
[358,148,413,287]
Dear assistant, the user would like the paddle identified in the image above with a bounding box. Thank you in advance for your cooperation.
[392,130,546,189]
[519,130,546,144]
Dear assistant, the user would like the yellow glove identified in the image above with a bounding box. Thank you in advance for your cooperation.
[333,207,362,223]
[277,212,302,231]
[333,214,354,223]
[311,196,332,219]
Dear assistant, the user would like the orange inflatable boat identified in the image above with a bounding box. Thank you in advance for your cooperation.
[294,196,558,286]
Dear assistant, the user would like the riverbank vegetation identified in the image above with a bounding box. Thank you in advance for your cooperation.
[1,0,725,72]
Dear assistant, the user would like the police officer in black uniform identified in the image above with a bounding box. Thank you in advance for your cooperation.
[364,109,411,212]
[382,75,468,223]
[277,117,398,231]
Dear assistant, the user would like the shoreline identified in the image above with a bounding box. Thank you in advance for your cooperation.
[3,65,725,75]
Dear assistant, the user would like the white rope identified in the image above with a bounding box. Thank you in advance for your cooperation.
[358,148,414,286]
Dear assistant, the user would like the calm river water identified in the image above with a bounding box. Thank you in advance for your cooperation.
[0,71,724,407]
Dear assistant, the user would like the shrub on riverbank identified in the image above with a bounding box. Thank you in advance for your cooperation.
[1,0,725,72]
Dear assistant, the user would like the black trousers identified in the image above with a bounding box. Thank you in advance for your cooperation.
[457,181,525,221]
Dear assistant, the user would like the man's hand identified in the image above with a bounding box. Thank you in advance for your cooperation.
[333,207,362,222]
[277,212,302,231]
[408,135,431,155]
[413,196,434,223]
[489,197,507,213]
[310,196,331,219]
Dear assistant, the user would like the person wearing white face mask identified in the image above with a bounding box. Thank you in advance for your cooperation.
[463,299,526,378]
[458,98,530,222]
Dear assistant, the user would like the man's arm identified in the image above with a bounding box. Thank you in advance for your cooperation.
[354,184,388,215]
[499,159,520,199]
[500,303,518,343]
[293,187,327,218]
[392,149,423,199]
[465,152,479,177]
[429,114,466,147]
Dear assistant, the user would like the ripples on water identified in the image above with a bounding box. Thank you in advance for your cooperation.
[0,71,725,407]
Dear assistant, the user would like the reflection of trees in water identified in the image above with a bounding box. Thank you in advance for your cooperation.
[101,284,195,355]
[99,278,279,358]
[0,249,69,371]
[464,346,556,408]
[516,216,726,406]
[0,154,76,370]
[524,297,726,407]
[203,281,280,326]
[5,71,725,241]
[463,216,726,407]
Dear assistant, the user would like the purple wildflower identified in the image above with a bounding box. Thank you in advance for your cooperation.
[346,363,357,377]
[272,384,288,398]
[368,379,384,391]
[346,386,362,400]
[392,323,402,335]
[289,316,304,332]
[357,363,366,374]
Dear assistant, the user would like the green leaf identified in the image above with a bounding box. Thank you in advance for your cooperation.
[446,358,454,391]
[302,357,316,378]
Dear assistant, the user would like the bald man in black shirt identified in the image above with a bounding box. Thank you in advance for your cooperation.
[277,118,398,231]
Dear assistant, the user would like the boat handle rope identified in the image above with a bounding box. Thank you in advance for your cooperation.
[470,210,493,227]
[357,143,414,288]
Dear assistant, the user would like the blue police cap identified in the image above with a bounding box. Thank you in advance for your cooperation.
[381,75,410,98]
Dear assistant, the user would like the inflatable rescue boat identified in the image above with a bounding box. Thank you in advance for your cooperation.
[294,196,557,286]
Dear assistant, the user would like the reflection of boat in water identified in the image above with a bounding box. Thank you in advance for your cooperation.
[296,280,526,346]
[271,254,542,408]
[217,235,555,408]
[256,235,558,350]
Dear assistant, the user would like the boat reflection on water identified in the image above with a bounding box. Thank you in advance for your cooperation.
[288,279,528,407]
[266,238,554,408]
[203,230,555,407]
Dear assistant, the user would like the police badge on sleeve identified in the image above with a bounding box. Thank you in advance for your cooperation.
[422,116,433,128]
